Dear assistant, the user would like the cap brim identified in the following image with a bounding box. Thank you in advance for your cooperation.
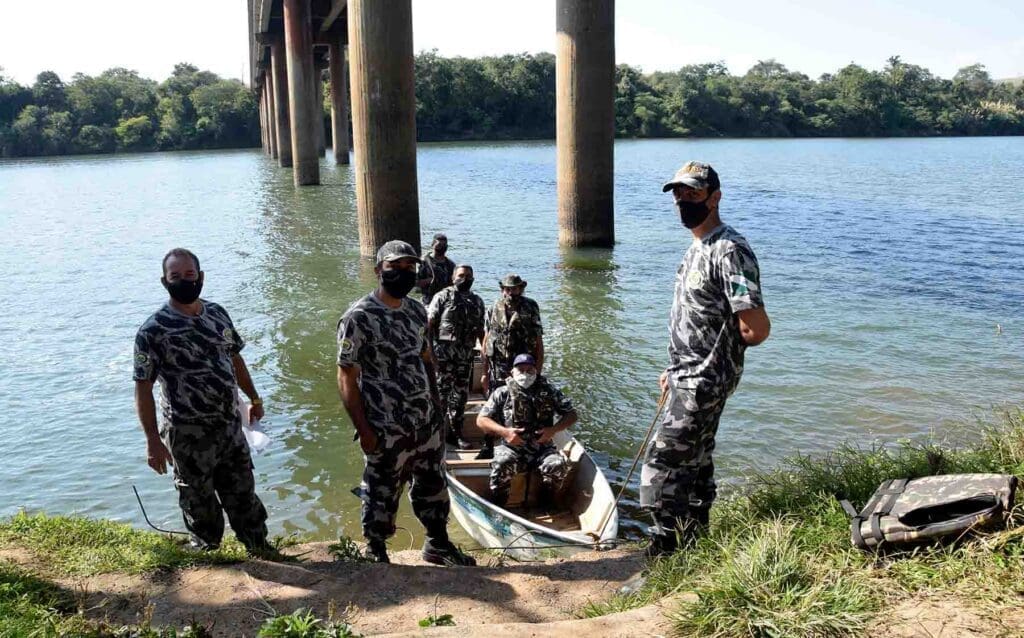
[662,177,705,192]
[380,254,422,263]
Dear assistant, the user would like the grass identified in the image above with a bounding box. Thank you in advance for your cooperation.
[0,512,247,576]
[583,408,1024,637]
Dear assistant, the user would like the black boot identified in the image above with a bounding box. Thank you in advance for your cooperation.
[363,539,390,563]
[491,488,510,509]
[422,528,476,567]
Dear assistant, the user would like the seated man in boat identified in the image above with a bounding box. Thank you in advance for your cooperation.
[476,354,578,508]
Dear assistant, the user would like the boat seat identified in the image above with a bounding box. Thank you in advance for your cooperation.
[445,457,491,470]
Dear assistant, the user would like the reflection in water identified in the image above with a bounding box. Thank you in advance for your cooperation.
[255,163,376,539]
[547,247,651,538]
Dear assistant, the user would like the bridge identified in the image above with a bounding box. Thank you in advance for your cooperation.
[249,0,615,256]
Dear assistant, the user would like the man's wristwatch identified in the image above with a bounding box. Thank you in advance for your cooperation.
[251,397,263,407]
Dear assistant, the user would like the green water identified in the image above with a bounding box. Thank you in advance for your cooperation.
[1,137,1022,544]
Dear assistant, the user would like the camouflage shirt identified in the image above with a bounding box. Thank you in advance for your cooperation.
[484,296,544,365]
[133,301,244,427]
[427,286,485,348]
[417,254,455,304]
[668,223,763,393]
[480,376,574,450]
[336,293,434,435]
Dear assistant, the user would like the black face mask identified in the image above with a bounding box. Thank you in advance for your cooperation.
[163,277,203,304]
[380,268,417,298]
[677,194,713,229]
[455,277,473,292]
[434,243,448,255]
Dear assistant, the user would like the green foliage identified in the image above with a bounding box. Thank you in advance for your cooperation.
[327,535,371,563]
[0,63,259,157]
[0,512,246,576]
[418,614,455,627]
[258,608,361,638]
[585,409,1024,634]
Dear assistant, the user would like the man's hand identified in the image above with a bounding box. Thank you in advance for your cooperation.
[248,402,265,422]
[536,427,556,444]
[659,371,669,394]
[480,374,489,394]
[359,430,379,454]
[503,427,526,447]
[147,438,173,475]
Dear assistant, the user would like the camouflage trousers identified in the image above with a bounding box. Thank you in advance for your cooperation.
[486,358,513,395]
[489,442,569,504]
[162,420,269,550]
[360,428,450,542]
[434,342,474,438]
[639,384,728,537]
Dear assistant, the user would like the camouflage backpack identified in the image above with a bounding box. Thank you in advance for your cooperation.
[840,473,1017,550]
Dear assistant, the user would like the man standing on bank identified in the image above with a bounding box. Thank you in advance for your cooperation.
[427,264,486,449]
[133,248,271,554]
[417,233,456,306]
[479,274,545,459]
[336,240,476,566]
[640,161,771,557]
[476,354,577,508]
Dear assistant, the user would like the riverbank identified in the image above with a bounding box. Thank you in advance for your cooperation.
[2,408,1021,637]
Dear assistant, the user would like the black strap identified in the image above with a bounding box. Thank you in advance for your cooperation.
[869,478,909,544]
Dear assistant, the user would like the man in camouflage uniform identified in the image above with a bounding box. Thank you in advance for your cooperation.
[133,248,271,554]
[640,161,772,557]
[479,274,545,458]
[336,239,476,566]
[416,233,456,306]
[476,354,577,508]
[427,264,486,449]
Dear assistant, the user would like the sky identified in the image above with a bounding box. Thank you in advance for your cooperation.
[0,0,1021,85]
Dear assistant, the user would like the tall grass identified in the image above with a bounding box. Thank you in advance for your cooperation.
[585,408,1024,636]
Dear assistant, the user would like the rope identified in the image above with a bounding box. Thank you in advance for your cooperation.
[133,485,190,536]
[591,387,669,542]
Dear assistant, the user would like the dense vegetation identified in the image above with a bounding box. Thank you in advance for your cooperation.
[0,63,259,157]
[2,54,1022,158]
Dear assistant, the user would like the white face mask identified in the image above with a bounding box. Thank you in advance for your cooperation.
[513,370,537,389]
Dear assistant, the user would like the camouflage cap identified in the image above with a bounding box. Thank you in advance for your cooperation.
[662,161,720,193]
[499,273,527,288]
[375,239,421,264]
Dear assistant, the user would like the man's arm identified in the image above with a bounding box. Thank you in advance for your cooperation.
[476,413,525,447]
[422,345,442,413]
[737,307,771,346]
[534,336,545,372]
[479,329,491,392]
[232,353,264,421]
[337,365,378,453]
[134,380,172,474]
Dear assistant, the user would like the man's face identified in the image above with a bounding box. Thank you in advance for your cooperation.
[672,184,708,204]
[454,267,472,282]
[502,285,524,301]
[433,239,448,254]
[514,363,537,376]
[163,254,201,283]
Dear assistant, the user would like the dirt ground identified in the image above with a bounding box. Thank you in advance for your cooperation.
[3,543,664,637]
[5,543,1020,637]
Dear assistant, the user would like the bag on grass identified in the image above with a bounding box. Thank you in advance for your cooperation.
[840,473,1017,550]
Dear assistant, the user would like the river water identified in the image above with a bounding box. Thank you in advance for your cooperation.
[1,137,1021,542]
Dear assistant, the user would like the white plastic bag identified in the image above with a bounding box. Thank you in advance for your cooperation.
[237,390,271,454]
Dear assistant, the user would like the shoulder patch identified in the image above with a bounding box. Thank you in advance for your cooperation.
[339,338,354,355]
[686,269,704,289]
[135,352,149,365]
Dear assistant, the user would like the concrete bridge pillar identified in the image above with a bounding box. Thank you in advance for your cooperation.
[314,56,327,156]
[259,86,267,152]
[283,0,320,185]
[328,41,350,165]
[271,42,293,168]
[348,0,420,256]
[556,0,615,247]
[266,69,279,159]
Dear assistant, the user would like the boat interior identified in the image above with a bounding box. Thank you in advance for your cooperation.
[444,360,611,536]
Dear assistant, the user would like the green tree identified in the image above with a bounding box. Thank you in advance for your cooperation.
[114,115,155,150]
[32,71,67,111]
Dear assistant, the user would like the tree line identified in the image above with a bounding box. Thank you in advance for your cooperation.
[2,54,1021,158]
